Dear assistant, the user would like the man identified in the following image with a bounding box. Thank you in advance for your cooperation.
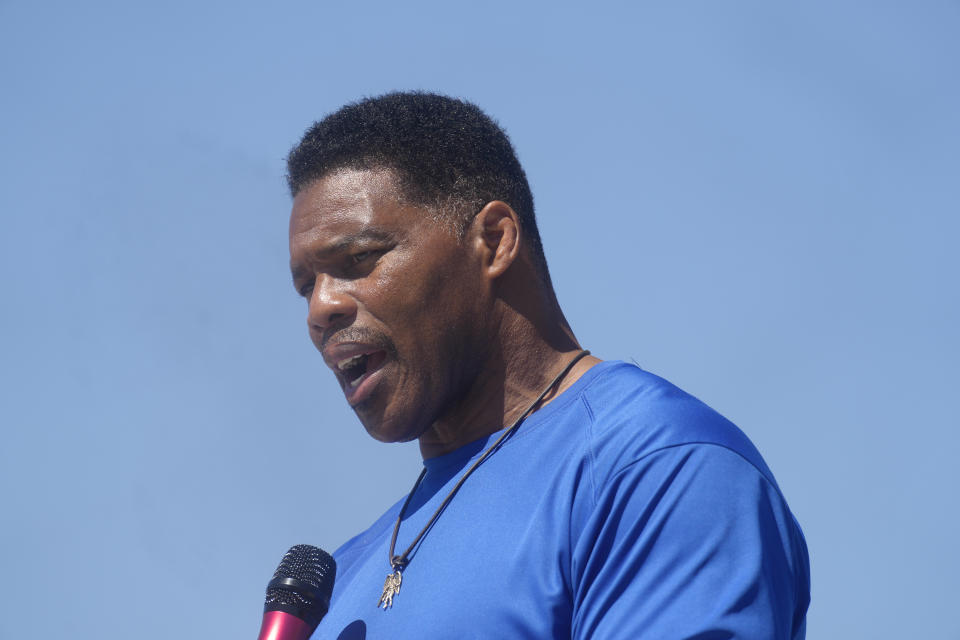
[287,92,810,639]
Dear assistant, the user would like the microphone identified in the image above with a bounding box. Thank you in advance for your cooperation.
[257,544,337,640]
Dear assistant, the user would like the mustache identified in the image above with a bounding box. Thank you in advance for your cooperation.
[321,325,398,357]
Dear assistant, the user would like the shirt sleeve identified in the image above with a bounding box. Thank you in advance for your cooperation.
[570,443,809,639]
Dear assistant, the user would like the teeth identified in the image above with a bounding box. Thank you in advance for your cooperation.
[350,376,364,388]
[337,354,365,371]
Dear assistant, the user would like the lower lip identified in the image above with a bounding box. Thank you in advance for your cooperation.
[344,355,387,406]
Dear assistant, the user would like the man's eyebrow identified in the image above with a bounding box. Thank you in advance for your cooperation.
[291,228,396,281]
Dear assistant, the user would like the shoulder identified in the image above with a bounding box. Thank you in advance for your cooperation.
[566,364,810,638]
[572,361,780,495]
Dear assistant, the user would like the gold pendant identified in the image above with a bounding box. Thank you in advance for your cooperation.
[378,569,403,609]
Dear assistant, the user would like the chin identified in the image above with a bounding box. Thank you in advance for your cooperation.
[356,408,423,444]
[363,425,422,445]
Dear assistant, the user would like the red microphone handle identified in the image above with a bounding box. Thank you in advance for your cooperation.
[257,610,317,640]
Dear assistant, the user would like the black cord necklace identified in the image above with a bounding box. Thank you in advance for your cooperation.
[376,350,591,609]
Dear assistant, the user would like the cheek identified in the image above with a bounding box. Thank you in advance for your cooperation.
[366,242,486,366]
[423,265,481,328]
[376,251,476,317]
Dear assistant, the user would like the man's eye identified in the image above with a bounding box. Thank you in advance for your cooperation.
[351,251,374,265]
[298,284,314,298]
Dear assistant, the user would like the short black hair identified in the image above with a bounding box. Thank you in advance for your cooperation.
[286,91,549,281]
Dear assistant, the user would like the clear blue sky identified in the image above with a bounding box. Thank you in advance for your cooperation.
[2,1,957,637]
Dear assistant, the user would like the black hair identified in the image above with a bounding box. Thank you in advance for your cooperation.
[286,91,549,282]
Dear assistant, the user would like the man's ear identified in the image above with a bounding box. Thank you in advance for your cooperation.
[470,200,521,279]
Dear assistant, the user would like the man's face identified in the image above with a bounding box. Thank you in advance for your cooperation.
[289,168,489,443]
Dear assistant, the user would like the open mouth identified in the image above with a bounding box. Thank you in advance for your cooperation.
[336,351,387,389]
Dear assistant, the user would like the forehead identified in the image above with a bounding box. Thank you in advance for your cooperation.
[289,168,408,240]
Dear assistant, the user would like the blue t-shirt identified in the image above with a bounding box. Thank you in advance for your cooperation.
[315,361,810,639]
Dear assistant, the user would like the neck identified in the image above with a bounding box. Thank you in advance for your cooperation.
[417,309,600,458]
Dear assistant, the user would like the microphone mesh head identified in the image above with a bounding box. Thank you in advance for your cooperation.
[265,544,336,614]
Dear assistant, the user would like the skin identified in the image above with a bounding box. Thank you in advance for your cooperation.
[289,167,601,458]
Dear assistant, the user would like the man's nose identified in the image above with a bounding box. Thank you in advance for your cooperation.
[307,275,357,335]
